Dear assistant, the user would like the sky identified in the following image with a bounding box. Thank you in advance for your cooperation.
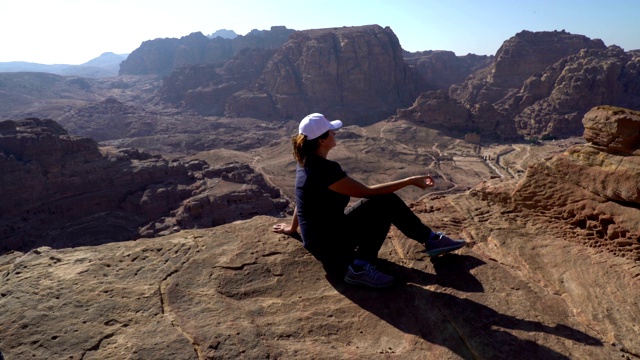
[3,0,640,65]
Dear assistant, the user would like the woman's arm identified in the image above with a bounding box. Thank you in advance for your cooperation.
[328,175,434,198]
[272,206,299,235]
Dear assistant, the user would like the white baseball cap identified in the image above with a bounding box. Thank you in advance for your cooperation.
[298,113,343,140]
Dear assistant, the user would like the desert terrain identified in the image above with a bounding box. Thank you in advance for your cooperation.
[1,25,639,359]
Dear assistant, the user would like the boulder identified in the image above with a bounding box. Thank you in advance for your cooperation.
[582,106,640,152]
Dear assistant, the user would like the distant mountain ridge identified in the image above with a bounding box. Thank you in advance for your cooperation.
[208,29,238,39]
[119,26,295,76]
[2,26,639,142]
[0,52,128,78]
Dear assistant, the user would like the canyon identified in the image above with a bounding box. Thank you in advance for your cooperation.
[0,25,639,359]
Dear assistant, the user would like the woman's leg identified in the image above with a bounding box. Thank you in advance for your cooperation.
[344,193,432,261]
[305,238,355,278]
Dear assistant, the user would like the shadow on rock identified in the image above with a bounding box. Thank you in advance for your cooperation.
[326,254,603,359]
[430,254,486,292]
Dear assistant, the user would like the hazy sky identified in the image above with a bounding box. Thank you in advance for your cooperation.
[3,0,640,64]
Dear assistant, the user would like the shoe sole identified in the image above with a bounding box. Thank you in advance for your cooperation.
[426,243,466,257]
[343,277,394,288]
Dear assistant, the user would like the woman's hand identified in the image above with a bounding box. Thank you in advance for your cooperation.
[272,223,297,235]
[409,175,435,189]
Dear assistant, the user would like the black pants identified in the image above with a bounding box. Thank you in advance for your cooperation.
[309,193,433,277]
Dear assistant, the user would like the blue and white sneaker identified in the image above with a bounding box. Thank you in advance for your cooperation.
[425,232,466,257]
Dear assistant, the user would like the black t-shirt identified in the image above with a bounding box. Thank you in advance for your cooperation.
[295,154,349,248]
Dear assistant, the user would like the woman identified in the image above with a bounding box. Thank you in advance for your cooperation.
[272,113,465,288]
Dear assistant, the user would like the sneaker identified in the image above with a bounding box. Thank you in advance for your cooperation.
[425,232,466,257]
[344,263,394,288]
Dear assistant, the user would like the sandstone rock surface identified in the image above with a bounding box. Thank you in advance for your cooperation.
[0,195,636,359]
[511,106,640,248]
[1,108,639,359]
[582,106,640,151]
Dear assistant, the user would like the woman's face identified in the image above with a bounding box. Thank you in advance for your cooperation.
[325,129,337,149]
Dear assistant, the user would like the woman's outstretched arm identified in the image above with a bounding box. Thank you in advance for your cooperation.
[329,175,434,198]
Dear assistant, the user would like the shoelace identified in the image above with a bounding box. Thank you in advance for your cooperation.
[363,264,383,279]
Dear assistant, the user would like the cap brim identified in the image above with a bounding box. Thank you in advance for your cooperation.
[329,120,342,130]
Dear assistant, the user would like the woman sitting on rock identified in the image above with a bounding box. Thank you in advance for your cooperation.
[272,113,465,288]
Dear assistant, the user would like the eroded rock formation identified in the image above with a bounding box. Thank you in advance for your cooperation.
[0,118,288,252]
[226,25,424,123]
[511,46,640,138]
[154,28,494,121]
[452,30,607,105]
[56,97,157,141]
[510,106,640,256]
[399,30,640,140]
[158,48,277,115]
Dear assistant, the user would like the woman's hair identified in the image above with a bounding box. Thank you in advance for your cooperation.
[291,130,330,165]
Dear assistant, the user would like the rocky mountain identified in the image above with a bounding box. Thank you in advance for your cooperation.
[0,118,288,252]
[119,27,294,76]
[155,28,640,138]
[149,26,492,124]
[7,27,638,145]
[158,48,277,115]
[510,45,640,138]
[156,25,431,122]
[396,30,640,140]
[225,25,424,124]
[0,106,638,359]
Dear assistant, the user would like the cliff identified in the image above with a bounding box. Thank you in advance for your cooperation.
[225,25,424,124]
[397,30,640,140]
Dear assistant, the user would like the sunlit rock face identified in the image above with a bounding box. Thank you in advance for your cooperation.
[432,30,640,140]
[226,25,424,123]
[512,106,640,260]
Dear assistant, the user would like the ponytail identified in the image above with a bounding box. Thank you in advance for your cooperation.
[291,130,330,166]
